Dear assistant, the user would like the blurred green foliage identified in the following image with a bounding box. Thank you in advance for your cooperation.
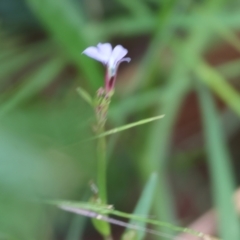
[1,0,240,239]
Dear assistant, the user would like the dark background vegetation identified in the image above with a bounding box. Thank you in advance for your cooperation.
[1,0,240,239]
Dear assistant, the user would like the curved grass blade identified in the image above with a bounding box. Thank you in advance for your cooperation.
[197,83,240,240]
[196,61,240,117]
[209,18,240,52]
[0,40,55,80]
[25,0,102,89]
[76,87,93,107]
[121,173,158,240]
[0,58,65,117]
[116,0,151,18]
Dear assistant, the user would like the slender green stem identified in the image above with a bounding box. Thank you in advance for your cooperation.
[94,90,112,239]
[96,127,112,240]
[97,127,107,204]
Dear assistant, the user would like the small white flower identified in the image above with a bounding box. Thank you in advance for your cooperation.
[82,43,131,93]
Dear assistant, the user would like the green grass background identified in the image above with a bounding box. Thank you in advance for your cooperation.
[0,0,240,239]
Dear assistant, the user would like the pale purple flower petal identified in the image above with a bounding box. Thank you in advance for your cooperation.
[82,43,130,93]
[119,57,131,63]
[97,43,112,60]
[82,46,109,64]
[110,45,128,64]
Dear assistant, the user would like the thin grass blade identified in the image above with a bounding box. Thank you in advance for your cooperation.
[196,61,240,117]
[93,114,165,139]
[197,83,240,240]
[0,58,65,117]
[121,173,158,240]
[48,200,217,239]
[25,0,102,89]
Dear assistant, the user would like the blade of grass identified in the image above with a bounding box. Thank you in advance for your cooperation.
[65,215,86,240]
[25,0,102,90]
[141,0,218,231]
[65,192,92,240]
[59,206,178,240]
[125,0,177,94]
[116,0,151,18]
[93,12,240,40]
[0,57,65,117]
[197,83,240,240]
[141,71,191,234]
[133,1,198,233]
[140,72,190,178]
[0,41,55,82]
[48,200,216,239]
[76,87,93,106]
[209,18,240,52]
[217,59,240,79]
[91,16,156,39]
[121,173,158,240]
[92,114,165,139]
[195,61,240,117]
[170,12,240,30]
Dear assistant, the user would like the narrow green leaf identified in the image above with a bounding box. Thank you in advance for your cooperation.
[25,0,102,90]
[217,59,240,79]
[92,217,111,238]
[65,193,90,240]
[76,87,93,106]
[140,5,212,228]
[121,173,158,240]
[196,61,240,117]
[65,215,86,240]
[198,84,240,240]
[140,72,191,236]
[0,58,65,117]
[0,41,54,80]
[94,114,165,139]
[47,200,212,239]
[116,0,151,18]
[125,0,177,93]
[209,19,240,52]
[91,17,155,39]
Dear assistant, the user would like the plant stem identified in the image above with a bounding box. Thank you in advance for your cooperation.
[97,127,107,204]
[94,90,112,239]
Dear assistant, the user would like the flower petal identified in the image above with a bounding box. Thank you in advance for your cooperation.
[97,43,112,60]
[110,45,128,64]
[119,57,131,63]
[82,46,109,64]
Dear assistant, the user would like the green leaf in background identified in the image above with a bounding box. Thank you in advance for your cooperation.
[76,86,93,106]
[217,58,240,79]
[196,61,240,117]
[0,40,55,80]
[0,127,84,240]
[140,70,191,234]
[0,57,65,117]
[198,83,240,240]
[121,172,158,240]
[116,0,151,19]
[2,0,240,239]
[92,217,111,239]
[25,0,102,90]
[209,18,240,52]
[65,192,91,240]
